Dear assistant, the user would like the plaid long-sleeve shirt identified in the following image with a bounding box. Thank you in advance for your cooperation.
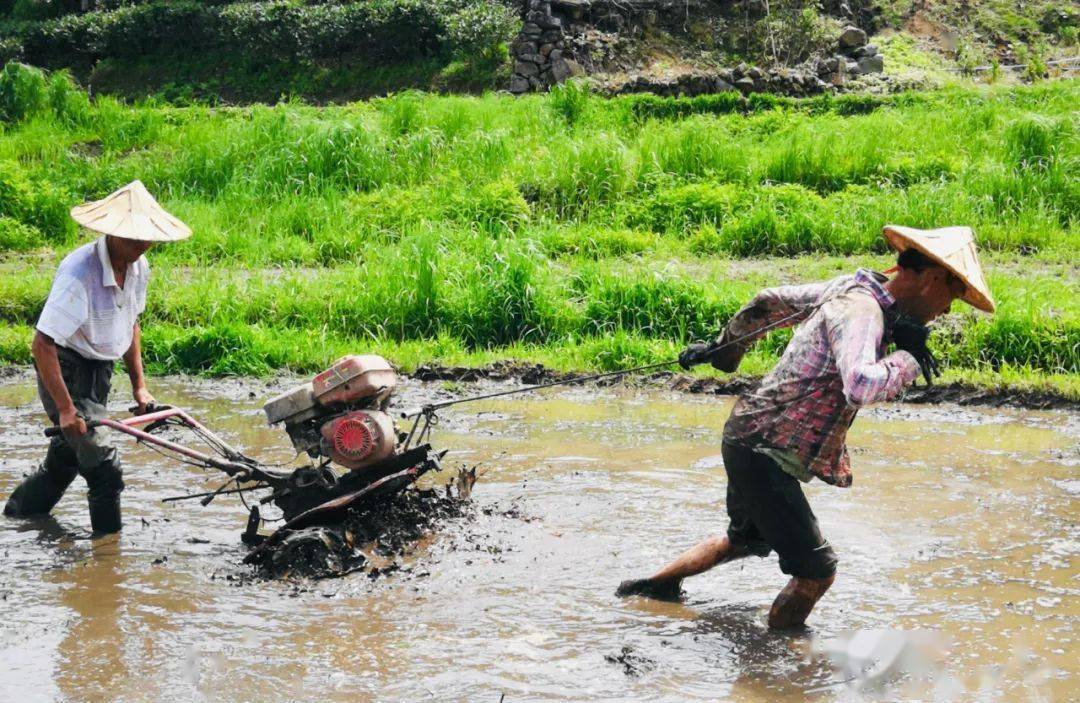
[721,269,920,487]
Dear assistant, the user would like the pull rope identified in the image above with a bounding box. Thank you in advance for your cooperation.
[405,302,825,419]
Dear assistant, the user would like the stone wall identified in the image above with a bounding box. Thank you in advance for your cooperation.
[509,0,581,93]
[509,0,888,96]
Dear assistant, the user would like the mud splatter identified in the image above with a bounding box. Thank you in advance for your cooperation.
[254,485,473,580]
[605,645,657,677]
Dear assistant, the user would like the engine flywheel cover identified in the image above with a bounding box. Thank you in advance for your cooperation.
[332,416,376,459]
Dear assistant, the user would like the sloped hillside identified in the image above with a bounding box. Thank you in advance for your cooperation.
[0,1,1075,101]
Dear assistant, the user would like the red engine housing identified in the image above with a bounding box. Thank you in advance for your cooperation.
[319,410,396,470]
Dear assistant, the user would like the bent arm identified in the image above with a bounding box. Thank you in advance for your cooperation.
[123,321,153,412]
[32,331,76,418]
[711,281,831,371]
[825,297,919,407]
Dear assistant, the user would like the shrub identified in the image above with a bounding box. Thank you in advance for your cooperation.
[1003,115,1071,170]
[0,38,24,64]
[634,182,746,233]
[625,92,745,122]
[579,271,738,340]
[0,61,46,122]
[542,226,657,259]
[15,0,483,69]
[0,215,43,250]
[447,179,530,234]
[440,0,518,61]
[549,78,591,127]
[520,132,633,217]
[144,322,273,376]
[45,67,89,125]
[0,159,74,240]
[448,246,557,348]
[637,116,749,182]
[714,184,826,256]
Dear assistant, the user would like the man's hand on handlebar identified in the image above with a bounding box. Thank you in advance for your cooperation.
[58,406,87,439]
[132,387,157,416]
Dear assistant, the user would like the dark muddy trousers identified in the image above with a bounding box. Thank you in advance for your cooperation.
[3,346,124,533]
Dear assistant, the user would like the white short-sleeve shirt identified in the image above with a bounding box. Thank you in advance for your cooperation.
[36,237,150,361]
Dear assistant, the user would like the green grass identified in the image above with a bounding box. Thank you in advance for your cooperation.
[1,67,1077,397]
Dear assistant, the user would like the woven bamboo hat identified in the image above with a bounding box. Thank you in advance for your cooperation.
[882,225,994,313]
[70,180,191,242]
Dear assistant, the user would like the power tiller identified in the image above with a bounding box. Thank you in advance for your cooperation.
[45,355,445,558]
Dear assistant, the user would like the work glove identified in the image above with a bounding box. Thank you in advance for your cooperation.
[891,315,940,386]
[678,342,715,370]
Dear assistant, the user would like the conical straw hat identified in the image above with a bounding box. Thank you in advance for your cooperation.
[882,225,994,313]
[70,180,191,242]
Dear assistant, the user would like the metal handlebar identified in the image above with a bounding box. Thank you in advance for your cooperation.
[44,421,100,438]
[43,402,173,438]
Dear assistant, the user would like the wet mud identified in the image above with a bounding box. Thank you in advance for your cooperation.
[255,485,473,580]
[0,372,1077,702]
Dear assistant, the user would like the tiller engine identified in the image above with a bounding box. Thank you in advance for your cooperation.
[263,355,399,472]
[46,355,444,558]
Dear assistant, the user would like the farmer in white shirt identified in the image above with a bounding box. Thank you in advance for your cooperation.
[3,181,190,534]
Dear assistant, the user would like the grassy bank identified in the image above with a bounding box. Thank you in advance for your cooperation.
[1,68,1077,396]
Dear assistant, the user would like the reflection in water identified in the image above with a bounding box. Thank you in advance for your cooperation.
[0,374,1076,702]
[52,536,128,703]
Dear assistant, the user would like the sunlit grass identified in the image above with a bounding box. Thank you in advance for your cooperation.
[0,67,1077,394]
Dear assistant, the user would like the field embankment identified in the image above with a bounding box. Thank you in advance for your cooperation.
[0,65,1076,399]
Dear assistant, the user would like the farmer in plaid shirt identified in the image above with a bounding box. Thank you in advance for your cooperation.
[616,226,995,629]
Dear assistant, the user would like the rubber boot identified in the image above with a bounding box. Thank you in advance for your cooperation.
[88,494,122,534]
[3,439,79,518]
[85,457,124,535]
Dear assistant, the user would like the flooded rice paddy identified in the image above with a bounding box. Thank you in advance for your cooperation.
[0,373,1077,702]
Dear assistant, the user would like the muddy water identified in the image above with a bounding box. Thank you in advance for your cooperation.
[0,373,1076,702]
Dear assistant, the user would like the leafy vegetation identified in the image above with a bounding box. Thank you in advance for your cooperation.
[0,0,519,100]
[0,64,1076,396]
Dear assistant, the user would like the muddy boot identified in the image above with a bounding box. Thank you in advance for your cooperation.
[88,495,122,535]
[615,577,683,601]
[84,457,124,535]
[3,438,79,518]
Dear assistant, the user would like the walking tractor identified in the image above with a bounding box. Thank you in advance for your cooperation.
[46,355,446,561]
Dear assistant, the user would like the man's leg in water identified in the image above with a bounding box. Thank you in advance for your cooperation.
[768,574,835,629]
[615,535,749,599]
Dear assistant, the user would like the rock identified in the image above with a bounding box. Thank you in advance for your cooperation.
[856,44,878,58]
[747,66,763,81]
[527,10,562,31]
[735,77,756,93]
[515,61,540,77]
[550,58,572,82]
[856,54,884,74]
[522,22,542,37]
[541,30,563,43]
[600,12,625,30]
[549,48,563,61]
[838,26,868,49]
[509,76,531,93]
[540,43,554,56]
[565,59,584,77]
